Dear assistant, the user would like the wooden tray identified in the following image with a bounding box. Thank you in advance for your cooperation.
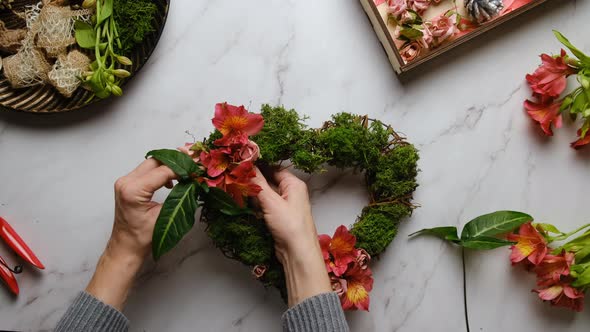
[360,0,551,74]
[0,0,169,113]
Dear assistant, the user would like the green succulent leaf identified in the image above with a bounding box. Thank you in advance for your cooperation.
[74,21,96,49]
[460,237,515,250]
[553,30,590,66]
[409,226,460,243]
[461,211,532,240]
[202,187,253,216]
[146,149,201,182]
[152,182,198,260]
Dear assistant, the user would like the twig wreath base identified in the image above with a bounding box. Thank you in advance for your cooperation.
[200,105,420,299]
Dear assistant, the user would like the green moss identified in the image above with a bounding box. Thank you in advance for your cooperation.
[205,212,273,264]
[318,114,390,170]
[351,204,411,256]
[369,145,419,200]
[113,0,158,56]
[253,105,308,164]
[205,130,223,149]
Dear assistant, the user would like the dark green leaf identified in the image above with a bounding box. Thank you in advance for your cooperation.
[152,182,198,260]
[553,30,590,65]
[398,27,423,41]
[74,21,96,49]
[409,226,460,242]
[146,149,201,182]
[98,0,113,25]
[460,236,515,250]
[203,187,253,216]
[461,211,532,239]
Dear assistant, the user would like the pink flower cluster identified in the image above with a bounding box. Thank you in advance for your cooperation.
[179,103,263,206]
[508,222,584,311]
[387,0,458,63]
[319,226,374,311]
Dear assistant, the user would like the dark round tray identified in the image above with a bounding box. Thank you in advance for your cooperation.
[0,0,169,113]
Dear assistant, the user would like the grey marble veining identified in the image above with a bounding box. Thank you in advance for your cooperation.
[1,0,589,331]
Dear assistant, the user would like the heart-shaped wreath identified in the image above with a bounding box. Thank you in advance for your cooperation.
[146,103,419,311]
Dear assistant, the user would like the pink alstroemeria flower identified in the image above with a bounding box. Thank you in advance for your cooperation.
[571,128,590,149]
[524,99,563,136]
[319,225,358,277]
[507,222,548,266]
[526,50,575,99]
[212,103,264,146]
[535,283,584,312]
[200,147,231,178]
[534,251,575,287]
[341,264,374,311]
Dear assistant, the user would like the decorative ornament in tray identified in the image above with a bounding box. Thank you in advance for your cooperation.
[361,0,551,74]
[0,0,169,113]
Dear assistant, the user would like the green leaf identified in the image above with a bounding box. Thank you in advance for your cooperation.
[536,223,562,234]
[460,236,515,250]
[560,95,574,112]
[74,21,96,49]
[146,149,201,182]
[572,264,590,288]
[98,0,113,25]
[203,187,253,216]
[152,182,198,260]
[553,30,590,65]
[398,27,423,41]
[409,226,460,242]
[571,92,587,114]
[461,211,532,239]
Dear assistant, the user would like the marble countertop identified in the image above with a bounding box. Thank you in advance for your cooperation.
[1,0,589,331]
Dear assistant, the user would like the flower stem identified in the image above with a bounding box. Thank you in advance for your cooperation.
[462,248,470,332]
[552,223,590,242]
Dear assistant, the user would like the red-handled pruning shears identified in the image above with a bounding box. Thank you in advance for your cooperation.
[0,217,44,295]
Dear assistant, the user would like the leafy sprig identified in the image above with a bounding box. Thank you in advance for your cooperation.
[75,0,133,99]
[145,149,252,259]
[410,211,532,250]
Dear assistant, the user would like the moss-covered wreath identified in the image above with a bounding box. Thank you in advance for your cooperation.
[146,103,419,306]
[198,105,419,300]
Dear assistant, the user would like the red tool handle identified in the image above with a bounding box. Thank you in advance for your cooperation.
[0,217,44,269]
[0,256,18,295]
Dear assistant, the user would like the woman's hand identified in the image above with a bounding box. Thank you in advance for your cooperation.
[252,168,332,307]
[86,159,176,310]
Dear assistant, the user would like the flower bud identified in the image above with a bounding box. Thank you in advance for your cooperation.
[82,0,96,9]
[111,85,123,97]
[116,56,132,66]
[108,74,115,83]
[112,69,131,78]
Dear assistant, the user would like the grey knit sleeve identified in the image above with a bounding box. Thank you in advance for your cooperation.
[282,292,349,332]
[54,291,129,332]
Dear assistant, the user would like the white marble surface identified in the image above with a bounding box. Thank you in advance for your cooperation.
[0,0,589,331]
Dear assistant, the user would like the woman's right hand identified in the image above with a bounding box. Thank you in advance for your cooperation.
[251,168,332,307]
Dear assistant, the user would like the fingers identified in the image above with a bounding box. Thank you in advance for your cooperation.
[251,168,282,207]
[127,158,161,178]
[138,165,178,194]
[274,169,309,204]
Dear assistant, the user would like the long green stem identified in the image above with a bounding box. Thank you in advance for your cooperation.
[552,223,590,242]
